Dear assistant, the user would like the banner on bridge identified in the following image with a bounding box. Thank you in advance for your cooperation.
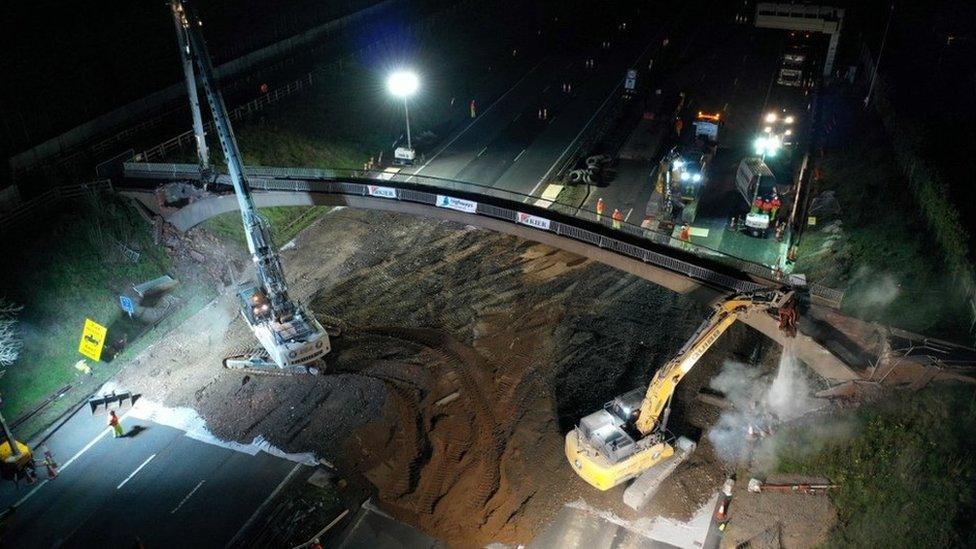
[517,212,551,230]
[436,195,478,213]
[367,185,397,199]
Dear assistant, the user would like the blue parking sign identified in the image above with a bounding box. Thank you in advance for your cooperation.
[120,295,135,316]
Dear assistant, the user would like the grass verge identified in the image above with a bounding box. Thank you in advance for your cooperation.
[0,193,215,435]
[773,387,976,548]
[795,92,969,339]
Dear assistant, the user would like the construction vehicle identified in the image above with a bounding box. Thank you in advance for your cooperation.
[659,111,720,226]
[0,411,34,484]
[171,0,330,372]
[566,290,795,491]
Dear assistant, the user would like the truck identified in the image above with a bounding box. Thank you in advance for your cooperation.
[735,158,778,236]
[777,47,809,88]
[658,111,721,225]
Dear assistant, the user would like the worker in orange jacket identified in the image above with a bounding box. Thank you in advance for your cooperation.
[752,196,763,214]
[596,197,605,221]
[612,208,623,229]
[679,223,691,249]
[109,410,125,438]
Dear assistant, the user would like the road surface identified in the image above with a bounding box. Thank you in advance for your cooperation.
[401,3,677,200]
[1,400,301,548]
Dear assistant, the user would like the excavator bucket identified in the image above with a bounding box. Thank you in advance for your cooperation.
[88,391,138,415]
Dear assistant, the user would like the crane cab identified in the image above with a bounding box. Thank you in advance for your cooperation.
[237,286,330,368]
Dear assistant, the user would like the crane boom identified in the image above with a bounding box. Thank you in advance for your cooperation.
[566,290,794,491]
[177,0,292,318]
[172,0,329,369]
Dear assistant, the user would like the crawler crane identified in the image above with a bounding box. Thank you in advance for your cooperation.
[172,0,330,372]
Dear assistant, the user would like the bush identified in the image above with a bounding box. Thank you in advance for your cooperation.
[775,387,976,548]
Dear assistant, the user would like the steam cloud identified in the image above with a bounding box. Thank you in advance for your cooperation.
[706,344,823,464]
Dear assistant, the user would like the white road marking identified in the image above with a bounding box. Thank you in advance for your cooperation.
[477,146,488,158]
[62,408,137,472]
[14,408,138,506]
[117,453,157,489]
[527,79,622,200]
[171,480,206,514]
[225,463,303,549]
[624,207,634,222]
[406,58,546,182]
[513,113,522,122]
[513,149,527,163]
[527,37,658,201]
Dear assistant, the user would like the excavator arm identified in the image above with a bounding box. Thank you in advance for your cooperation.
[634,290,793,435]
[633,297,750,435]
[567,289,795,491]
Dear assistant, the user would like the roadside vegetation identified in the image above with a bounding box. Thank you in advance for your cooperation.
[774,386,976,548]
[176,0,545,248]
[0,194,213,435]
[795,91,969,339]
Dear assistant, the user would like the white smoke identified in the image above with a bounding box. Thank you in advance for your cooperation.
[706,345,823,464]
[850,267,900,310]
[766,346,817,421]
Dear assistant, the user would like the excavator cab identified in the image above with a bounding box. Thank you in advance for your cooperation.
[0,439,34,482]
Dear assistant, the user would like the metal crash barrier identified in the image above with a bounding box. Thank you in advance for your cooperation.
[88,391,139,415]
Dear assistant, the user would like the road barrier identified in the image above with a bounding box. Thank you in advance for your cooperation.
[122,161,845,303]
[0,180,113,235]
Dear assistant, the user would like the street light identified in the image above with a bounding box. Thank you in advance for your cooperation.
[388,71,419,163]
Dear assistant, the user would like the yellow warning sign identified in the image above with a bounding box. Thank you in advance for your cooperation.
[78,318,108,361]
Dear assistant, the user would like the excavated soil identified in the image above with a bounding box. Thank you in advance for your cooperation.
[118,208,780,546]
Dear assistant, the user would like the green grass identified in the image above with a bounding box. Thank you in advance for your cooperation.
[0,194,215,424]
[203,205,332,247]
[794,105,969,338]
[773,387,976,548]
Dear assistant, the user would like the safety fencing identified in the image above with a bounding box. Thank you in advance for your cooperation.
[136,74,315,163]
[9,0,402,176]
[0,180,113,235]
[123,161,846,304]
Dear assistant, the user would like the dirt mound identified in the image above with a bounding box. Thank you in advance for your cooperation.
[118,209,776,545]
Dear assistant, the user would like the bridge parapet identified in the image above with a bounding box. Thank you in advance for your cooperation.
[122,161,844,307]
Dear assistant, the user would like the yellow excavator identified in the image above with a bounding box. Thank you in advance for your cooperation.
[0,412,34,484]
[565,290,795,491]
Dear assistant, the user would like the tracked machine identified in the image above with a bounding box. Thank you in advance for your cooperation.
[566,290,795,498]
[171,0,330,373]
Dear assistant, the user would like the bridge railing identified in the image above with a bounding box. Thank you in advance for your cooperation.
[122,161,844,303]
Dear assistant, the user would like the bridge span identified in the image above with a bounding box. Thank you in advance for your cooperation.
[122,161,863,382]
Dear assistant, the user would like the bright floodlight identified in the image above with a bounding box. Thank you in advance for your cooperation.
[388,71,419,97]
[754,135,782,156]
[784,115,795,124]
[765,112,778,123]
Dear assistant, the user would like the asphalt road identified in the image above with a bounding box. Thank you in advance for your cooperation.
[579,1,815,268]
[1,402,299,548]
[401,4,675,201]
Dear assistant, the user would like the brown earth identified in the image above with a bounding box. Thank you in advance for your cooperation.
[117,207,791,546]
